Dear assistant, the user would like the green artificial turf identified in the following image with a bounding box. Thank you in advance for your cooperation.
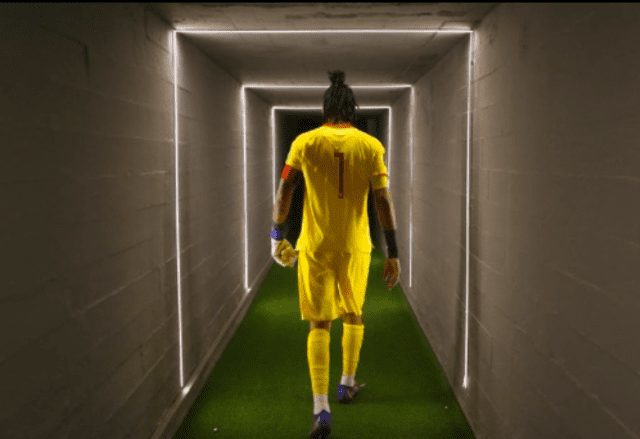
[173,246,475,438]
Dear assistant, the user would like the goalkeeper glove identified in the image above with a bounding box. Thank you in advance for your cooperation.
[271,237,298,268]
[271,229,298,268]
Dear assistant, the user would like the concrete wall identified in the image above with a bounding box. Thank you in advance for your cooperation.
[176,35,275,381]
[0,4,273,439]
[387,89,411,264]
[245,89,275,293]
[408,31,469,387]
[0,4,177,438]
[406,3,640,439]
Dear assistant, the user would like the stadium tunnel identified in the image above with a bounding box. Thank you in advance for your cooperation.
[2,3,640,439]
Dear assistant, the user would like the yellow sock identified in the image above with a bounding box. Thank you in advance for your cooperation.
[342,323,364,376]
[307,328,330,395]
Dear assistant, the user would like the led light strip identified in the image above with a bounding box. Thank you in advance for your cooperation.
[177,29,472,34]
[242,87,249,293]
[173,29,473,394]
[463,31,475,390]
[172,32,185,388]
[243,84,411,89]
[410,87,415,289]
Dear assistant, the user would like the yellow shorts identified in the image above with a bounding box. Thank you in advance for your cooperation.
[297,251,371,322]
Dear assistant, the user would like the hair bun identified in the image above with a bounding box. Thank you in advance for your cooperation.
[328,70,345,86]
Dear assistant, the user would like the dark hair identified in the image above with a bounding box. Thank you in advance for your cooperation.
[323,70,357,124]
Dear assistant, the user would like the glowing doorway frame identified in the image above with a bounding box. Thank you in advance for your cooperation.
[172,29,473,392]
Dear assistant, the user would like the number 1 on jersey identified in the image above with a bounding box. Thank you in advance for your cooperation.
[334,152,344,199]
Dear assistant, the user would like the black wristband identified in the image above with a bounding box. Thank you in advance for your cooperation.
[384,230,398,258]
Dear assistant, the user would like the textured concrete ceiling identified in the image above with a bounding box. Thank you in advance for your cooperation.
[148,3,497,31]
[148,3,498,105]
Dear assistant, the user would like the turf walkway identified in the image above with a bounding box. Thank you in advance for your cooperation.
[173,246,476,438]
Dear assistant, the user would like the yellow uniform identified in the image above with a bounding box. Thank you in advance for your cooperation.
[285,122,389,321]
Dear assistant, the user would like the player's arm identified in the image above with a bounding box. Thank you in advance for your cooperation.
[273,165,302,228]
[372,175,398,258]
[373,186,397,231]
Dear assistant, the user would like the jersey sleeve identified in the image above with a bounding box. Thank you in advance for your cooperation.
[370,138,389,190]
[285,134,305,171]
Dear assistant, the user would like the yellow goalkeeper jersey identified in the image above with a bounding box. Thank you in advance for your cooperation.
[285,122,389,254]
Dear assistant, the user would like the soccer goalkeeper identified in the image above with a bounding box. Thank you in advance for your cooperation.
[270,70,400,439]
